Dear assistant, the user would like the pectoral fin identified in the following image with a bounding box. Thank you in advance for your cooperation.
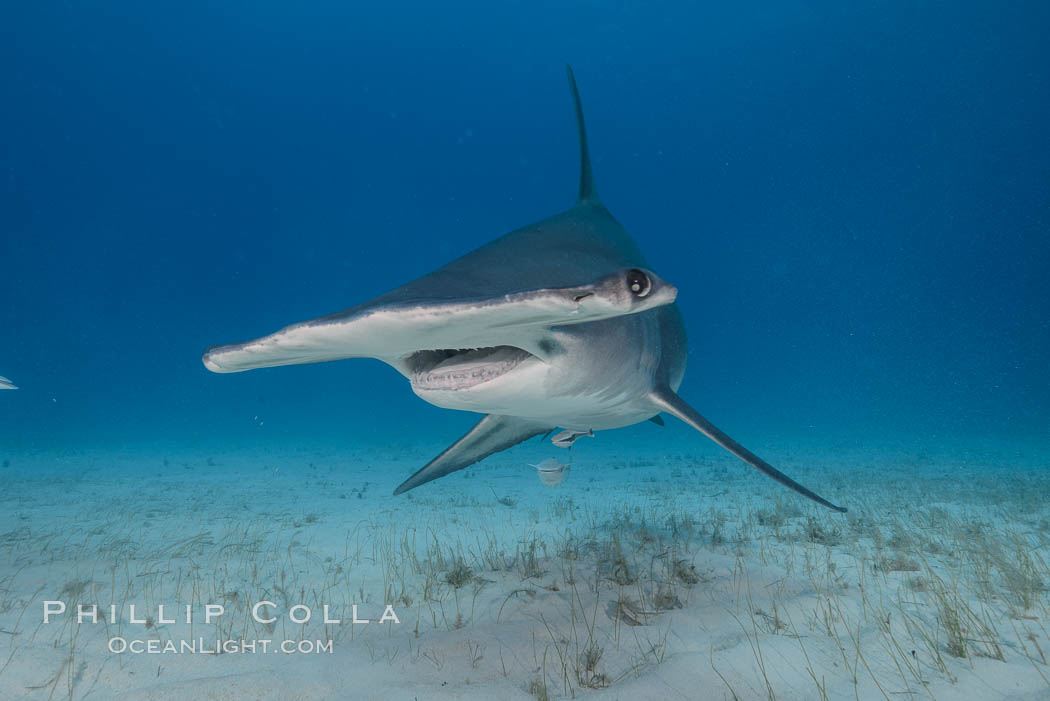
[393,415,553,494]
[649,388,846,512]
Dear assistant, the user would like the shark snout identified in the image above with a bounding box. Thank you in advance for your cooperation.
[631,268,677,309]
[574,268,678,320]
[655,281,680,304]
[661,282,679,304]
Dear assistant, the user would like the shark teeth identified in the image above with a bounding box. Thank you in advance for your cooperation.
[410,346,530,391]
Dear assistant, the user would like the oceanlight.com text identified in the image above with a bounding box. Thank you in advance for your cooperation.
[107,637,334,654]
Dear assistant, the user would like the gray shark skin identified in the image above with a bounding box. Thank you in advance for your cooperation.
[202,67,845,513]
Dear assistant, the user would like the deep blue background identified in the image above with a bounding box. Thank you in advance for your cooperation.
[1,2,1048,457]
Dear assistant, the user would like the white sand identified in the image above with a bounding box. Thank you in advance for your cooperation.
[1,440,1048,700]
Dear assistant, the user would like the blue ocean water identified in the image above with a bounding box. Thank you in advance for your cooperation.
[2,1,1048,464]
[5,6,1050,700]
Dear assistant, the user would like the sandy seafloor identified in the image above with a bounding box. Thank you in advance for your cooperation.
[2,433,1049,701]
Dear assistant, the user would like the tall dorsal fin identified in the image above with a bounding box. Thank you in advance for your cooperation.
[565,65,599,205]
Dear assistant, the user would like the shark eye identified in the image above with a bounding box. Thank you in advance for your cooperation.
[626,269,651,297]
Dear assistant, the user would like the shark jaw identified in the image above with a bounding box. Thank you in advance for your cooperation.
[406,346,537,392]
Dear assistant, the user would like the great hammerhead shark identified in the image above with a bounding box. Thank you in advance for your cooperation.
[203,67,845,512]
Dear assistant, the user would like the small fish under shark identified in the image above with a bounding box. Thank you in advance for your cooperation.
[202,67,845,512]
[531,458,570,488]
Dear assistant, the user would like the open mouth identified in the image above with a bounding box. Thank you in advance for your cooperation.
[407,346,534,391]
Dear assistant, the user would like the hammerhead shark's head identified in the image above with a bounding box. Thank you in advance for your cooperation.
[203,68,845,512]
